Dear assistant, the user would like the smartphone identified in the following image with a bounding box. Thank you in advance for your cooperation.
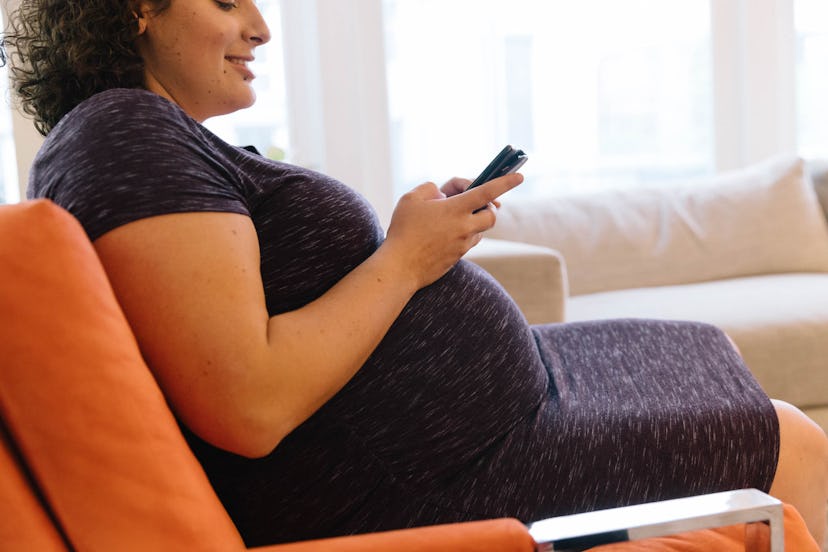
[466,145,528,191]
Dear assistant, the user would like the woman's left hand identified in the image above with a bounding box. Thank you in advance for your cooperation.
[441,177,502,208]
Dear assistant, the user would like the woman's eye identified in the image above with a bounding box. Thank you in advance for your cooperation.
[215,1,239,10]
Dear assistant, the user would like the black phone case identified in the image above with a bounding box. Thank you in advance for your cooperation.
[467,145,528,190]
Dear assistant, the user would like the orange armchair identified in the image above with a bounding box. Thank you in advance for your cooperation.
[0,200,817,551]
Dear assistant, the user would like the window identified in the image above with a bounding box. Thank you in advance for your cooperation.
[203,0,291,161]
[795,0,828,157]
[383,0,713,197]
[2,1,824,212]
[1,5,20,204]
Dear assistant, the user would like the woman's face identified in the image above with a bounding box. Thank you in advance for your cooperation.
[135,0,271,122]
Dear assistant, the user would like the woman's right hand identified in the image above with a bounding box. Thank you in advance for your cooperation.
[382,172,523,290]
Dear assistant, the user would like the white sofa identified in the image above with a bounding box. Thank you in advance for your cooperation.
[466,155,828,431]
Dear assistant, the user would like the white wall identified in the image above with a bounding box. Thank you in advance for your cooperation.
[1,0,43,199]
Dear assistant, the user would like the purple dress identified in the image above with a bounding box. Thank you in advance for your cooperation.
[29,89,779,546]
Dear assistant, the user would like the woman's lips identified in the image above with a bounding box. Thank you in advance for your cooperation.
[226,56,255,80]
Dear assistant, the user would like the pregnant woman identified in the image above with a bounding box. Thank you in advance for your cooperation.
[4,0,827,546]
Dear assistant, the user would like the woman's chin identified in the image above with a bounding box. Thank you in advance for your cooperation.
[207,93,257,120]
[233,90,257,112]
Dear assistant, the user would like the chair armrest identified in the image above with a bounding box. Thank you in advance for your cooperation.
[248,491,802,552]
[249,518,534,552]
[465,238,567,324]
[529,489,784,552]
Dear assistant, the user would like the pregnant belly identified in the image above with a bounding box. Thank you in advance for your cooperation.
[317,260,549,482]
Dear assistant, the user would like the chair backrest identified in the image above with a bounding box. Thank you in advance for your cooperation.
[0,200,246,551]
[0,423,68,551]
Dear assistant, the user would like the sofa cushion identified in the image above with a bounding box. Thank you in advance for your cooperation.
[0,200,245,551]
[492,155,828,295]
[566,273,828,408]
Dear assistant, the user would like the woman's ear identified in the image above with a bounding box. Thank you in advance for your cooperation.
[131,1,155,36]
[134,10,148,35]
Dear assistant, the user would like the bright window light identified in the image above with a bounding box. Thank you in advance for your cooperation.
[795,0,828,157]
[383,0,713,196]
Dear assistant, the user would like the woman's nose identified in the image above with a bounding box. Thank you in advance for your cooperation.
[245,4,271,45]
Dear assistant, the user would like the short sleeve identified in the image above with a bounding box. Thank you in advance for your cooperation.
[28,89,250,241]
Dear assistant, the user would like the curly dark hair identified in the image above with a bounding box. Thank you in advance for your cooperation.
[0,0,169,136]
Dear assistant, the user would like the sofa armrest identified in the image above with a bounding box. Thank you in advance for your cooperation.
[465,238,567,324]
[807,158,828,222]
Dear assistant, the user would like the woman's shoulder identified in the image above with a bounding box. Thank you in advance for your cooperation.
[34,88,211,187]
[29,88,250,240]
[77,87,171,109]
[54,88,198,138]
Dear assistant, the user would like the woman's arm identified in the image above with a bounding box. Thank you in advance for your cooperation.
[93,174,521,458]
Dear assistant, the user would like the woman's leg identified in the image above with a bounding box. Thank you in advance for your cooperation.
[769,399,828,547]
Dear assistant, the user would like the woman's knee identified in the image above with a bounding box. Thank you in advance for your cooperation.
[770,400,828,545]
[771,399,828,483]
[773,400,827,443]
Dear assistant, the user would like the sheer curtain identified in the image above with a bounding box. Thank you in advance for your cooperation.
[383,0,713,197]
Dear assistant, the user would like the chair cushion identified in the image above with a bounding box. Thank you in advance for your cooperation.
[246,505,817,552]
[0,200,245,551]
[492,155,828,295]
[591,503,818,551]
[251,518,536,552]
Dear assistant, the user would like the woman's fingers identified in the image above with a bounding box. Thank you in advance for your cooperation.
[440,177,473,197]
[451,172,523,215]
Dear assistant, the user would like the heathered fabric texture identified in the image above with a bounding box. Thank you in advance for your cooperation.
[29,89,780,546]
